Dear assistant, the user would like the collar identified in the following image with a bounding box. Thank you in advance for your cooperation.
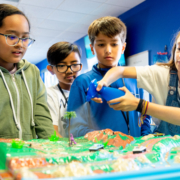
[96,63,120,71]
[9,64,17,74]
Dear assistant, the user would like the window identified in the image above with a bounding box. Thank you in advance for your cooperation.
[43,69,58,88]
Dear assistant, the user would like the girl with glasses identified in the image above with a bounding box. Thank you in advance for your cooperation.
[47,42,82,137]
[0,4,54,140]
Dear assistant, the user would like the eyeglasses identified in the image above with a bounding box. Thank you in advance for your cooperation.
[53,64,82,73]
[0,33,35,48]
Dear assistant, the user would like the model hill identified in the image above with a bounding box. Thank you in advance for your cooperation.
[84,129,134,148]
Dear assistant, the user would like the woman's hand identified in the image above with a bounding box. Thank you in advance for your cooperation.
[107,87,140,111]
[96,79,108,91]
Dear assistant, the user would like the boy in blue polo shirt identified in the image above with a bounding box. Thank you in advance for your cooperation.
[66,16,151,137]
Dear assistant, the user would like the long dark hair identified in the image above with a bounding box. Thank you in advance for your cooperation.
[0,4,30,30]
[157,31,180,71]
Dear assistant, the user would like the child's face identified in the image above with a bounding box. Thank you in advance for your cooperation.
[0,14,29,70]
[90,33,126,68]
[175,36,180,72]
[51,52,82,90]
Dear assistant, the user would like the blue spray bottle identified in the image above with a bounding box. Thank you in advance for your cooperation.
[86,79,125,102]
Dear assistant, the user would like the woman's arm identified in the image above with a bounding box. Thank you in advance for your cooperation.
[96,66,137,91]
[92,67,137,103]
[108,87,180,126]
[96,65,180,125]
[147,103,180,126]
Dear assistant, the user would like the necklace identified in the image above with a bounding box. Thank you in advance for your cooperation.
[57,84,68,105]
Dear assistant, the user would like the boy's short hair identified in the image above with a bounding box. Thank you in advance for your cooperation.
[47,42,81,65]
[88,16,126,45]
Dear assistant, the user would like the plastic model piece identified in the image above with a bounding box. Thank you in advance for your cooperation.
[86,79,125,102]
[11,140,24,149]
[89,144,104,151]
[154,133,165,137]
[95,137,108,148]
[133,146,146,154]
[103,140,109,148]
[70,134,76,145]
[49,131,59,141]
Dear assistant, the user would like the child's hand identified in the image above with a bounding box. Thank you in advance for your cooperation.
[91,97,103,103]
[107,87,139,111]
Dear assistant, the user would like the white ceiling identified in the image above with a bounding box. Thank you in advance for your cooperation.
[1,0,145,64]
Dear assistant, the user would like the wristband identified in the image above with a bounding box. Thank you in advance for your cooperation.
[136,99,143,113]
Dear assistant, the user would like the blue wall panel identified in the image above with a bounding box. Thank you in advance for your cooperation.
[119,0,180,65]
[36,58,48,72]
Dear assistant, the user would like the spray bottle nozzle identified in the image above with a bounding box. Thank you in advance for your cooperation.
[86,79,98,102]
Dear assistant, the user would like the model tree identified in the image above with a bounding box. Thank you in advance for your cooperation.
[63,111,77,146]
